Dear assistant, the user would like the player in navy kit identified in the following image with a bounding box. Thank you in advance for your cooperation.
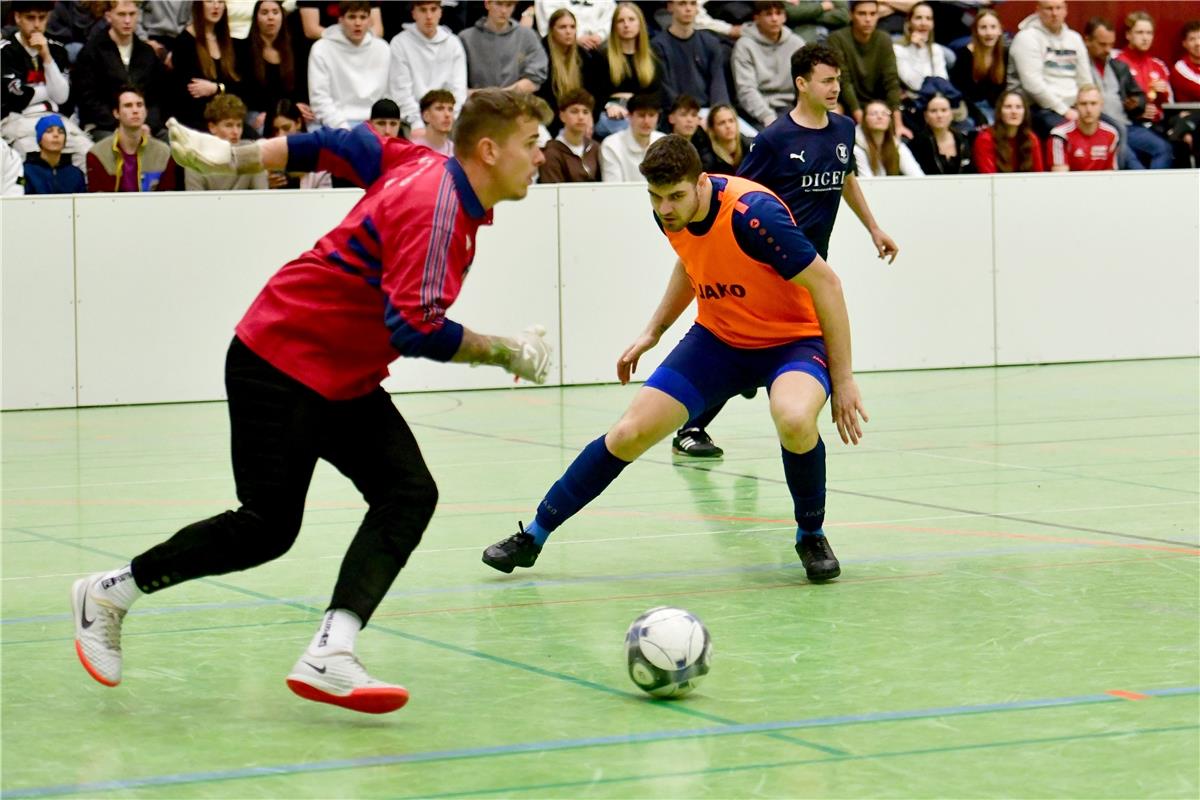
[672,43,899,460]
[69,91,554,714]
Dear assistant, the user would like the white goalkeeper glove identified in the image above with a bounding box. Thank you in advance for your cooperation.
[507,324,552,385]
[167,117,262,175]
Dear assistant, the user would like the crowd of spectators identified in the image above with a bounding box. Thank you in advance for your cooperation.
[2,0,1198,195]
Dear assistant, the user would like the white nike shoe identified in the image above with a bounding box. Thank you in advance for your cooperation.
[285,651,409,714]
[71,575,126,687]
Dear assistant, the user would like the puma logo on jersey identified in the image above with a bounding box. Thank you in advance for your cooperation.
[696,282,747,300]
[790,152,806,162]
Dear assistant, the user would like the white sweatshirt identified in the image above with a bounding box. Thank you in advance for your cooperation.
[853,126,924,177]
[307,25,391,130]
[893,40,949,94]
[388,23,468,130]
[600,128,665,182]
[1007,14,1091,116]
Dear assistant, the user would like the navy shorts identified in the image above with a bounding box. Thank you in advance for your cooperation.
[644,324,831,419]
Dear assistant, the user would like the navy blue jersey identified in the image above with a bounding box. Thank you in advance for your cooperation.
[737,112,857,260]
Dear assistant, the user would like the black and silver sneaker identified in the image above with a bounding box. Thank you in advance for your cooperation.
[795,533,841,582]
[482,522,542,573]
[672,427,724,458]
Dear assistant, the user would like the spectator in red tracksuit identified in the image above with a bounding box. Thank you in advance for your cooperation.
[70,90,554,715]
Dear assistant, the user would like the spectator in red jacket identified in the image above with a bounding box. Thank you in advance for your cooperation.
[974,89,1045,173]
[1047,84,1118,171]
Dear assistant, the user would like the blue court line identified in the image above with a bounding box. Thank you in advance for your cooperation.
[3,687,1195,799]
[0,540,1136,628]
[404,724,1200,800]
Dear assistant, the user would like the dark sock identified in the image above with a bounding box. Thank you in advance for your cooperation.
[781,438,825,541]
[531,436,630,542]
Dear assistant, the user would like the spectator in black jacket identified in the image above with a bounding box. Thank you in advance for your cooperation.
[1,0,93,166]
[169,0,242,129]
[74,0,167,135]
[236,0,311,135]
[908,92,972,174]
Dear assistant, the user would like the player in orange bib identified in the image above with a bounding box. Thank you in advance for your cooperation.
[483,135,867,582]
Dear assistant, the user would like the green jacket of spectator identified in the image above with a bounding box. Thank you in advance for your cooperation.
[785,1,850,30]
[826,26,901,115]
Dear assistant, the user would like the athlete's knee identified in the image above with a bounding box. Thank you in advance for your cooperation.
[607,415,666,459]
[774,412,820,451]
[233,507,304,564]
[369,472,439,534]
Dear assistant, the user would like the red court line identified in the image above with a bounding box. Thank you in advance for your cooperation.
[1106,690,1151,701]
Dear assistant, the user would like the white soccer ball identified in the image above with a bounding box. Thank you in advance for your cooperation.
[625,606,712,698]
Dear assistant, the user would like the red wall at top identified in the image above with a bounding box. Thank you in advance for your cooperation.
[993,1,1196,65]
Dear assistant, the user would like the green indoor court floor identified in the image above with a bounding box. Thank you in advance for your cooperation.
[2,359,1198,799]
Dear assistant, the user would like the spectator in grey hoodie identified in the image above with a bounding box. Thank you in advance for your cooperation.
[733,1,805,129]
[459,0,548,93]
[1006,0,1092,137]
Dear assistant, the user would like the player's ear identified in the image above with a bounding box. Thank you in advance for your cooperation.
[476,136,500,166]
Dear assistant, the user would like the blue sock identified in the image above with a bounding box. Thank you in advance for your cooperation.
[524,519,550,546]
[781,439,825,541]
[531,436,630,543]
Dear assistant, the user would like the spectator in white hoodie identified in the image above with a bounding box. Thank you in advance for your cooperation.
[307,0,390,130]
[732,1,805,130]
[1006,0,1093,138]
[389,0,468,136]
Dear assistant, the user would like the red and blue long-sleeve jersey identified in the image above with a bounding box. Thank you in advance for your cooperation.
[235,124,492,400]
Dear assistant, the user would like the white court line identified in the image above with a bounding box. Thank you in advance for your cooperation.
[4,500,1195,581]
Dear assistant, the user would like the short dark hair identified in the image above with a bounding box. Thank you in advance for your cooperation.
[557,87,595,112]
[204,93,247,124]
[669,94,701,115]
[627,93,660,114]
[111,83,145,110]
[420,89,455,113]
[11,1,55,13]
[341,1,372,16]
[452,88,551,156]
[1084,17,1113,37]
[1184,20,1200,39]
[792,42,841,81]
[753,1,785,14]
[848,0,878,10]
[639,134,702,186]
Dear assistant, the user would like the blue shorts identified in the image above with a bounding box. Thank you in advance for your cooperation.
[644,324,831,419]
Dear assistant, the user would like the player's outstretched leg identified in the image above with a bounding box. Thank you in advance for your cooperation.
[71,566,142,686]
[770,371,840,582]
[483,387,689,573]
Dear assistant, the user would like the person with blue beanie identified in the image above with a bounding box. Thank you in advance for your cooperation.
[22,114,86,194]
